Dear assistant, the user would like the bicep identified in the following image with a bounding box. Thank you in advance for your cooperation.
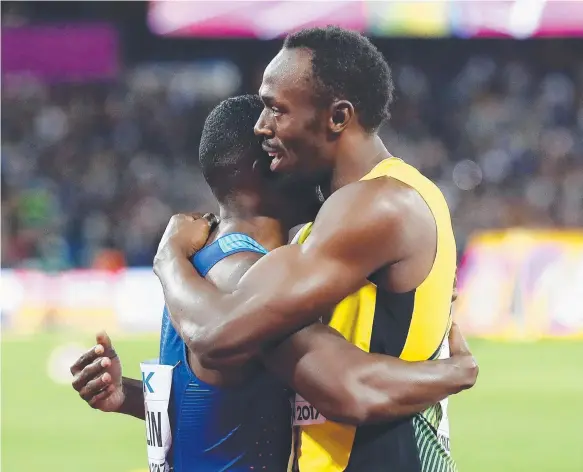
[229,242,368,339]
[231,182,405,328]
[231,190,402,339]
[264,323,359,416]
[198,182,406,363]
[264,323,368,421]
[232,180,406,319]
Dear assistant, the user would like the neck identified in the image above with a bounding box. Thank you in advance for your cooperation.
[329,134,390,192]
[217,205,289,251]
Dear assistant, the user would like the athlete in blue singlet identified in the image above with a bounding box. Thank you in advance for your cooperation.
[157,236,293,471]
[70,95,477,472]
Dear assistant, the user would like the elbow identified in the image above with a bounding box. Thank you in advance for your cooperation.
[184,329,223,370]
[317,379,386,426]
[186,328,256,371]
[197,352,223,371]
[317,398,368,426]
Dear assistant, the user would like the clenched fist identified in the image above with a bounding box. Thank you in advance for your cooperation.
[154,213,219,265]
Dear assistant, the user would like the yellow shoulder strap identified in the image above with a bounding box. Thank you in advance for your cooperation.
[361,157,404,181]
[292,222,314,245]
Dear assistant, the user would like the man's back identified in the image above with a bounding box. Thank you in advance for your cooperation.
[160,223,293,471]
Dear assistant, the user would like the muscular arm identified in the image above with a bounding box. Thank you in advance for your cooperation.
[264,324,476,425]
[156,179,411,369]
[170,250,476,426]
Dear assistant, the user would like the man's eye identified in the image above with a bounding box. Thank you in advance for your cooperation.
[271,107,282,116]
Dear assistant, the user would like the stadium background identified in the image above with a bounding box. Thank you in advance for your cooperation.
[2,1,582,471]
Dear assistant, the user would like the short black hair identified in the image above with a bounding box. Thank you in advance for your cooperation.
[199,94,264,200]
[284,26,394,132]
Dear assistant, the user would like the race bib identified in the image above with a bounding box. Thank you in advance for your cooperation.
[140,359,175,472]
[436,341,451,454]
[292,394,326,426]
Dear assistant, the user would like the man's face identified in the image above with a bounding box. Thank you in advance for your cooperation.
[255,48,332,183]
[250,148,322,224]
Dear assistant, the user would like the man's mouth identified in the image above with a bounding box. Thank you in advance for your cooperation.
[263,144,286,171]
[267,152,285,171]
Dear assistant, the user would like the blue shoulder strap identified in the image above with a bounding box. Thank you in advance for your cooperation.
[159,233,267,357]
[191,232,268,276]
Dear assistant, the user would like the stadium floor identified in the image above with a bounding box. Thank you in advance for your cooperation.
[3,334,582,471]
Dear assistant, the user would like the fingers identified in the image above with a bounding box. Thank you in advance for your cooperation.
[448,320,478,390]
[202,213,220,232]
[95,331,117,359]
[182,212,219,234]
[88,384,117,408]
[96,331,112,350]
[156,212,219,262]
[180,212,219,232]
[448,321,471,357]
[72,356,111,392]
[70,344,104,376]
[79,372,112,402]
[179,213,217,252]
[451,274,458,302]
[176,213,204,223]
[182,212,204,221]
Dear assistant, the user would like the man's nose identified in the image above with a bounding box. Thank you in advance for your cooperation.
[254,109,273,138]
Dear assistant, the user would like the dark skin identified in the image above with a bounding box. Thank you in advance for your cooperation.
[72,152,476,425]
[150,47,477,423]
[154,48,457,370]
[68,154,322,416]
[70,332,145,419]
[71,238,473,424]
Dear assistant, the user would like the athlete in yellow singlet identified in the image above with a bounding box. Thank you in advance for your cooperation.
[155,26,474,472]
[292,157,456,472]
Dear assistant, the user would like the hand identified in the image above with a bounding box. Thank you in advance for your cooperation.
[448,321,478,391]
[451,274,458,302]
[155,213,218,262]
[70,332,125,412]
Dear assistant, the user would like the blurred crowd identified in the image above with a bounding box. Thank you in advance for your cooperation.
[382,52,583,249]
[2,46,583,270]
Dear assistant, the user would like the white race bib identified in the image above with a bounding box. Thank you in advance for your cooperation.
[140,359,175,472]
[436,341,451,454]
[292,394,326,426]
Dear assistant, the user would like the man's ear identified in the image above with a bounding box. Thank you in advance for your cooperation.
[328,100,354,134]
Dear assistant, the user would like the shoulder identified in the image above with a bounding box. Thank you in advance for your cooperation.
[203,232,267,293]
[206,251,264,293]
[308,178,415,247]
[321,176,420,222]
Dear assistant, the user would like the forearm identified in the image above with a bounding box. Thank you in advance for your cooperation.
[353,355,473,424]
[156,253,240,357]
[117,377,146,420]
[265,323,475,426]
[156,247,335,369]
[158,253,226,328]
[155,182,411,370]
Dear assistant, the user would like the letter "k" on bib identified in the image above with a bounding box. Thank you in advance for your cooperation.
[140,359,175,472]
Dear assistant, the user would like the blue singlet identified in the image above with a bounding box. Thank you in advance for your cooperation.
[159,233,292,471]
